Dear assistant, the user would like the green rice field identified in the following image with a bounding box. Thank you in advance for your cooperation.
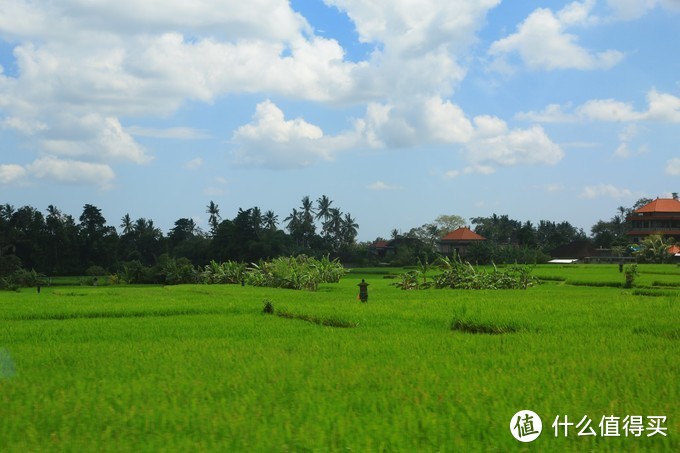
[1,264,678,451]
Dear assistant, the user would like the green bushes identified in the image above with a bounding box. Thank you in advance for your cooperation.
[201,260,246,284]
[246,255,346,291]
[391,257,539,290]
[195,255,347,291]
[0,268,45,291]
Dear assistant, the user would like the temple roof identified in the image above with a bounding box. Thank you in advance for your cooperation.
[440,227,486,241]
[633,198,680,213]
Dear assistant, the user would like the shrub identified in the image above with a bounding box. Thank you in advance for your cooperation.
[246,255,346,291]
[623,264,639,289]
[428,256,538,290]
[85,265,107,277]
[201,260,246,285]
[0,269,46,291]
[262,299,275,314]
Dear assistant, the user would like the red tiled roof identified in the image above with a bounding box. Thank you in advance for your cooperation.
[370,240,390,248]
[634,198,680,213]
[440,227,486,241]
[668,245,680,254]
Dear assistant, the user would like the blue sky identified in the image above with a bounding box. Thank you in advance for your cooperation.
[1,0,679,241]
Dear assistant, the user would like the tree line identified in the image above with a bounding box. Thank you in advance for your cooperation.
[381,213,587,265]
[0,194,674,279]
[0,195,360,277]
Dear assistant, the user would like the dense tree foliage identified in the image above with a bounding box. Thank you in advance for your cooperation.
[590,198,653,248]
[383,213,586,265]
[0,195,360,277]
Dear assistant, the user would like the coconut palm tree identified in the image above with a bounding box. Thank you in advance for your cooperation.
[263,210,279,231]
[284,208,303,246]
[206,201,221,235]
[300,196,315,225]
[120,214,133,236]
[341,213,359,245]
[316,195,333,221]
[251,207,263,233]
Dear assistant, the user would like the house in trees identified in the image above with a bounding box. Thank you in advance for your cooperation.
[438,227,486,257]
[368,240,391,260]
[627,197,680,243]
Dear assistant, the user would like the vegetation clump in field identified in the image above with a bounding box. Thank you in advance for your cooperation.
[261,297,355,327]
[275,310,357,328]
[392,256,538,290]
[262,299,275,314]
[449,304,525,334]
[246,255,346,291]
[623,264,639,288]
[450,319,521,335]
[201,260,247,284]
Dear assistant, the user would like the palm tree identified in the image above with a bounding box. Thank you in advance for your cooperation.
[316,195,333,221]
[251,207,263,233]
[284,209,301,232]
[316,195,334,239]
[284,208,302,246]
[263,210,279,230]
[299,196,316,247]
[300,196,315,224]
[120,214,133,236]
[341,213,359,245]
[206,201,221,235]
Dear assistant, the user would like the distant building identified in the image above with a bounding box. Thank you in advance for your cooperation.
[368,240,391,259]
[438,227,486,257]
[627,197,680,243]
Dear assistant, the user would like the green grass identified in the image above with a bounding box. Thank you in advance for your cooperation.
[0,265,678,451]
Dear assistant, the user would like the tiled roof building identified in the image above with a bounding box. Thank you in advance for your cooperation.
[438,227,486,256]
[627,197,680,242]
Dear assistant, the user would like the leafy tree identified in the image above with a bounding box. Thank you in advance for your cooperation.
[635,234,676,263]
[168,218,197,248]
[9,206,47,271]
[433,214,465,235]
[45,205,80,274]
[535,220,585,253]
[470,214,521,244]
[590,198,654,248]
[78,204,118,270]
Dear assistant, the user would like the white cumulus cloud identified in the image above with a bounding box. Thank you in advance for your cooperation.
[606,0,680,20]
[27,156,116,189]
[232,100,357,168]
[489,2,624,71]
[0,164,27,184]
[580,184,634,199]
[465,119,564,167]
[517,89,680,123]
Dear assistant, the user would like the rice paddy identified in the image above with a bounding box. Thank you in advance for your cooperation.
[0,264,678,451]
